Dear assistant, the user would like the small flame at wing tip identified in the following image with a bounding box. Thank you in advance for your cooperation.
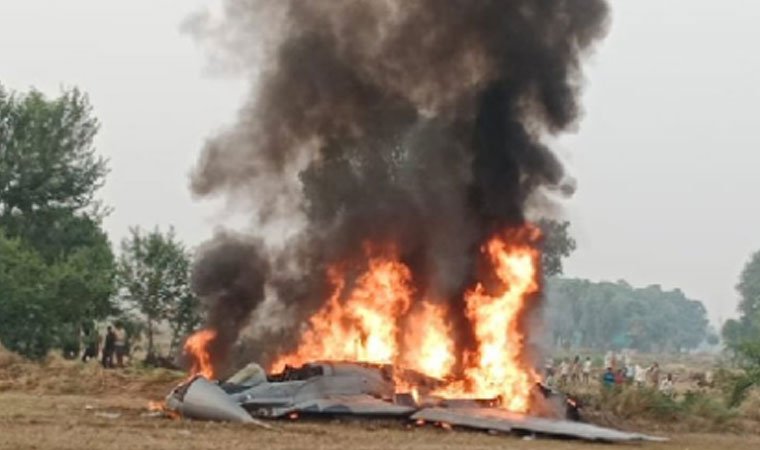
[184,328,218,380]
[147,400,180,420]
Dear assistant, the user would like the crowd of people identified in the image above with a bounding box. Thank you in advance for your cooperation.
[80,323,129,369]
[544,351,678,396]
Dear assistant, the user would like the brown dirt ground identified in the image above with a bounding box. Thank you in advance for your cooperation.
[2,391,760,450]
[1,350,759,450]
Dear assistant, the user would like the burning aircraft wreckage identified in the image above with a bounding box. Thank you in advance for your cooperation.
[159,233,665,442]
[162,359,664,443]
[155,0,664,444]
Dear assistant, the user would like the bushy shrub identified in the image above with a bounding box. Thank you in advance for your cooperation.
[588,385,735,428]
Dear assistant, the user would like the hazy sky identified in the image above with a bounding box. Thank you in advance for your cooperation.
[1,1,758,325]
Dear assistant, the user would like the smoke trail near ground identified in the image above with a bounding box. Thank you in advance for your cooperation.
[187,0,610,371]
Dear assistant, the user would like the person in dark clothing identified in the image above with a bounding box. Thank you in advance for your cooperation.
[602,367,616,388]
[81,326,99,363]
[101,326,115,368]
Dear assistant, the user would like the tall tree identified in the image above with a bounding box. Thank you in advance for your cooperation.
[737,250,760,326]
[721,250,760,406]
[539,220,577,277]
[0,85,114,358]
[0,85,107,223]
[116,227,200,360]
[723,250,760,350]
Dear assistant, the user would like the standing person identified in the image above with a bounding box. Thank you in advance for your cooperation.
[582,357,593,385]
[545,367,556,388]
[81,326,99,363]
[545,357,555,378]
[559,359,570,386]
[659,373,675,397]
[602,367,616,389]
[113,323,127,368]
[615,368,626,386]
[604,351,613,370]
[620,350,630,370]
[101,326,115,368]
[648,362,661,388]
[570,356,581,385]
[625,363,635,383]
[634,364,647,387]
[704,370,715,388]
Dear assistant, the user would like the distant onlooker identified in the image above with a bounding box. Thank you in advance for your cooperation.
[704,370,715,388]
[634,364,647,387]
[559,359,570,386]
[615,368,626,385]
[602,367,616,388]
[659,373,675,397]
[625,363,635,382]
[582,357,592,384]
[545,357,555,378]
[621,350,632,369]
[604,351,613,370]
[545,367,556,388]
[101,326,115,368]
[648,362,661,388]
[113,324,127,368]
[81,326,99,363]
[571,355,581,384]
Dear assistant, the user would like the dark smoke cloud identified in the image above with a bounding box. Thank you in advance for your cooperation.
[188,0,610,369]
[191,232,269,372]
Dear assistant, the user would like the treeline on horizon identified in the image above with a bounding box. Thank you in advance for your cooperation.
[544,278,715,353]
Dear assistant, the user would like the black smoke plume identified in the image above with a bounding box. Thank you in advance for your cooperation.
[187,0,610,371]
[191,232,269,371]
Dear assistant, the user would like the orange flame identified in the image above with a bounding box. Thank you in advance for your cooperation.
[271,225,541,413]
[446,229,541,412]
[147,400,164,411]
[401,302,455,379]
[185,328,217,380]
[273,255,413,370]
[147,400,180,420]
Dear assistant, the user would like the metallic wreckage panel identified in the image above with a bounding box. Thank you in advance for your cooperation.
[166,376,266,426]
[411,407,667,442]
[266,394,416,418]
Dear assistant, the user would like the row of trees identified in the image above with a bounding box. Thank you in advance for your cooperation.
[0,85,200,359]
[544,278,713,352]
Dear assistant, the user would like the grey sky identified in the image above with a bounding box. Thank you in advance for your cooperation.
[1,0,758,325]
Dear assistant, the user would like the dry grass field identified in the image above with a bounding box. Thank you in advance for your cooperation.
[2,348,759,450]
[2,392,759,450]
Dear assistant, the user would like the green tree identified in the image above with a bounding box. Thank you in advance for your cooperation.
[725,340,760,407]
[721,250,760,405]
[737,251,760,318]
[0,86,107,225]
[723,251,760,350]
[539,220,577,277]
[0,85,114,358]
[116,227,200,360]
[167,288,204,356]
[0,232,56,359]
